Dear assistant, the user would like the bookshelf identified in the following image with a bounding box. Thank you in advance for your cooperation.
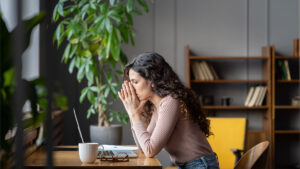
[185,45,271,149]
[185,45,273,168]
[271,46,300,168]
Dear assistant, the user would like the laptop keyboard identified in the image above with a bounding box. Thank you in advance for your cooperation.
[98,150,114,157]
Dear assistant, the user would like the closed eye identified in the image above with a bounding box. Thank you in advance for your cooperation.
[131,80,138,84]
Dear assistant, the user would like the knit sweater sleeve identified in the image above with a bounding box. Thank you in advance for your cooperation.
[132,97,179,157]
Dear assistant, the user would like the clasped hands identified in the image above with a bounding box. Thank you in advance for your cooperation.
[118,81,148,123]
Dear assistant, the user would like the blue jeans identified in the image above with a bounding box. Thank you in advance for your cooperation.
[178,153,220,169]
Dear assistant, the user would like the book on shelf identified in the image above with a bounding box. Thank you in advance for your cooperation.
[191,61,219,80]
[207,62,219,80]
[294,39,299,56]
[245,86,267,107]
[202,61,214,80]
[244,87,255,106]
[196,62,206,80]
[278,60,291,80]
[191,62,200,80]
[284,60,291,80]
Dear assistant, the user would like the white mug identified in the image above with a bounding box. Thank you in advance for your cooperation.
[78,143,99,163]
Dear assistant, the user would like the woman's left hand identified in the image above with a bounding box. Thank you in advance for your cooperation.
[118,81,148,122]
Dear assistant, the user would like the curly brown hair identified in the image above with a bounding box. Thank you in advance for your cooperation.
[123,52,211,137]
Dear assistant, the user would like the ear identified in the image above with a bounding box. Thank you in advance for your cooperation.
[151,83,155,88]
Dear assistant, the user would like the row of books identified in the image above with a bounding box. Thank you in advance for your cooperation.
[244,86,267,107]
[191,61,219,80]
[278,60,291,80]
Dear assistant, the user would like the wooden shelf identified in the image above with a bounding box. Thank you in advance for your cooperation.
[276,79,300,83]
[202,105,268,110]
[192,80,268,83]
[275,56,300,59]
[189,56,269,60]
[275,105,300,109]
[275,130,300,134]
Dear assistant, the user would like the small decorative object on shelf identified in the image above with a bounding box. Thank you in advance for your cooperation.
[221,97,231,106]
[203,95,214,105]
[291,96,300,106]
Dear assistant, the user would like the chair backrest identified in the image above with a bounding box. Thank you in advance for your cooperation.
[207,117,247,169]
[234,141,270,169]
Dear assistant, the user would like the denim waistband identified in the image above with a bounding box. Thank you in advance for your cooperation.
[179,152,218,168]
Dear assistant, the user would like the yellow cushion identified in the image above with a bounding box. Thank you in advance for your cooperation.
[207,118,247,169]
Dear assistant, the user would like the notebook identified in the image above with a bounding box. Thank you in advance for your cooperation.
[73,108,138,158]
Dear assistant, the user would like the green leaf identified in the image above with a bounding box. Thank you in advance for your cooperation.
[63,44,71,63]
[119,25,129,43]
[87,90,95,104]
[105,18,112,33]
[133,8,143,15]
[77,66,85,82]
[111,83,118,87]
[55,23,63,45]
[105,32,112,58]
[79,0,88,7]
[126,0,134,13]
[89,2,96,10]
[125,10,133,25]
[94,15,105,24]
[3,68,15,87]
[52,5,58,21]
[137,0,149,13]
[86,71,94,86]
[98,52,105,61]
[110,0,115,6]
[120,50,128,65]
[104,87,110,97]
[69,44,78,59]
[80,87,89,103]
[110,14,121,23]
[129,29,135,46]
[87,107,95,119]
[58,4,64,16]
[68,58,76,74]
[99,84,107,92]
[90,86,99,92]
[110,85,118,97]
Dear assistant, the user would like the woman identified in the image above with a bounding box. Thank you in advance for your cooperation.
[118,52,219,169]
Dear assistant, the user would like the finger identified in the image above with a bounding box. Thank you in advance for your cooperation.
[124,81,132,97]
[128,82,136,98]
[118,91,124,101]
[122,83,128,97]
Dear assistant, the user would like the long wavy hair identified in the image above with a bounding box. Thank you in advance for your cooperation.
[123,52,211,137]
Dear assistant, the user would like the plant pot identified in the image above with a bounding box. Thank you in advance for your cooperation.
[89,124,122,145]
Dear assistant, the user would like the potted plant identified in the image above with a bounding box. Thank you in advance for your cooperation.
[52,0,149,144]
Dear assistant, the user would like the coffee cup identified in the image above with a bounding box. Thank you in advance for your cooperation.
[78,143,99,163]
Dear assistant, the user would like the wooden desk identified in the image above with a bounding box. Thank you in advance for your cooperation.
[25,146,162,169]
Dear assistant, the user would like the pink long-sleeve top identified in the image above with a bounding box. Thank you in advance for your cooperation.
[131,95,213,165]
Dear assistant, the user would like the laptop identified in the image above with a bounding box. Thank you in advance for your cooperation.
[73,108,138,158]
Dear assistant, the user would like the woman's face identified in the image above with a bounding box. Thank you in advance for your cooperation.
[128,69,153,101]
